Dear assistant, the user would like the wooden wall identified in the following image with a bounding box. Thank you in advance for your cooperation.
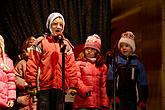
[161,0,165,109]
[110,0,163,109]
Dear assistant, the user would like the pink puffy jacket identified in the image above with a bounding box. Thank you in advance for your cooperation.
[74,61,109,109]
[0,55,16,107]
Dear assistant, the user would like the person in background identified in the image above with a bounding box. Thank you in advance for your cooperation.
[106,31,148,110]
[14,36,36,110]
[25,12,78,110]
[73,34,109,110]
[0,35,16,110]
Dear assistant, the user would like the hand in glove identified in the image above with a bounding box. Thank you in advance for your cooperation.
[111,97,120,104]
[68,88,77,96]
[7,100,14,107]
[138,100,146,110]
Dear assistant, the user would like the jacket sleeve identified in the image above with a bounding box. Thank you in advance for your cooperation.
[137,62,148,101]
[6,58,16,100]
[64,40,78,89]
[25,43,42,87]
[74,61,91,98]
[15,76,26,89]
[100,64,110,107]
[65,52,78,88]
[14,61,26,89]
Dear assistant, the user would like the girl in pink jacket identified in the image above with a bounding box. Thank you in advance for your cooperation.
[74,34,109,110]
[0,35,16,109]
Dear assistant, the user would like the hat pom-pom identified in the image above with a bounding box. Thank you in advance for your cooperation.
[121,31,135,40]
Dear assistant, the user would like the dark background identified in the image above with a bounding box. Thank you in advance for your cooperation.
[0,0,164,110]
[0,0,111,62]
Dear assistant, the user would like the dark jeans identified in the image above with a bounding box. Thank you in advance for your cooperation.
[117,101,137,110]
[37,89,64,110]
[64,102,73,110]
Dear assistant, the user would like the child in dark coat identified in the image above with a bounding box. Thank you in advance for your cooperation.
[106,31,148,110]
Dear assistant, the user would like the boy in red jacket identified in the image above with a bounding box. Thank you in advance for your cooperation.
[25,12,78,110]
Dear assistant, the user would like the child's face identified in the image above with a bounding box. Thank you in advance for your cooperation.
[119,42,133,56]
[84,47,97,58]
[51,17,64,36]
[27,37,35,48]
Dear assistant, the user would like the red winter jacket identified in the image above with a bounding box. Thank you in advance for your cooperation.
[25,35,78,90]
[74,61,109,109]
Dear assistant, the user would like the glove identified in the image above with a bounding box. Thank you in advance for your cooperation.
[111,97,120,104]
[138,100,146,110]
[68,88,77,96]
[7,100,14,107]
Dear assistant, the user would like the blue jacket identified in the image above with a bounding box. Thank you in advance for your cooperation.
[106,54,148,101]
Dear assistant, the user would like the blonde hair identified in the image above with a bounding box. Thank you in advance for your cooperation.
[0,35,10,70]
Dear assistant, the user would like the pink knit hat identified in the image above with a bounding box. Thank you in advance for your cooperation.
[118,31,136,52]
[84,34,101,52]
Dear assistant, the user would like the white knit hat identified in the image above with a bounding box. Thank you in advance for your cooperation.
[118,31,136,52]
[84,34,101,52]
[46,12,65,33]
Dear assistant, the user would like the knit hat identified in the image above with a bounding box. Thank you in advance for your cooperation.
[84,34,101,52]
[118,31,136,52]
[46,12,65,33]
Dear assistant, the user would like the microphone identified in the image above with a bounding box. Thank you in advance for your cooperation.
[57,33,63,48]
[58,35,63,40]
[55,32,66,52]
[53,32,64,42]
[56,32,64,40]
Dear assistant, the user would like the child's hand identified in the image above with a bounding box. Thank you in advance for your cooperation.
[68,88,77,96]
[24,82,28,86]
[111,97,120,104]
[7,100,14,107]
[138,100,146,110]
